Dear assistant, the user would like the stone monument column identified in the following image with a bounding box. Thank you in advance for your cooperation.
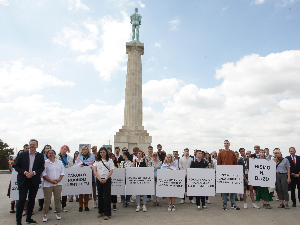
[114,42,152,153]
[124,42,143,127]
[114,8,152,153]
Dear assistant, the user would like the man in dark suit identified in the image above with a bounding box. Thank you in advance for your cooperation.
[15,139,45,225]
[286,147,300,207]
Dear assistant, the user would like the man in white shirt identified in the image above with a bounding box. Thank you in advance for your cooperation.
[179,148,194,204]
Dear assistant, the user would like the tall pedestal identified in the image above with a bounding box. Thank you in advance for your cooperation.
[114,42,152,153]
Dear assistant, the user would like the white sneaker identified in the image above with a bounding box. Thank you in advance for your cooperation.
[130,197,135,203]
[190,200,196,204]
[119,199,123,203]
[62,207,68,212]
[203,205,208,210]
[168,205,172,212]
[43,214,48,222]
[244,203,248,209]
[56,213,61,220]
[207,200,211,204]
[136,205,140,212]
[180,199,185,204]
[197,205,201,210]
[142,205,147,212]
[253,203,260,209]
[94,201,97,208]
[172,205,176,211]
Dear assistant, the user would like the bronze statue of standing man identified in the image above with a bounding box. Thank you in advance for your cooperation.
[130,8,142,42]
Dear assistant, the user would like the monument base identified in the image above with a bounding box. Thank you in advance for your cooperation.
[114,126,152,153]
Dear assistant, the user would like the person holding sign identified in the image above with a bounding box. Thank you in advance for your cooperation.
[238,148,260,209]
[274,149,291,209]
[94,147,114,220]
[217,140,240,210]
[255,149,272,209]
[162,154,179,211]
[75,145,95,212]
[190,150,208,210]
[120,151,133,207]
[133,149,148,212]
[148,151,163,207]
[42,149,65,222]
[56,145,74,212]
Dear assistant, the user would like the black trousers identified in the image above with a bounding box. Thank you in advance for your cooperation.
[196,196,205,207]
[16,179,39,223]
[97,178,111,216]
[290,176,300,203]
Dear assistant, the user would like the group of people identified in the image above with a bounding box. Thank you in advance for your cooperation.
[8,139,300,224]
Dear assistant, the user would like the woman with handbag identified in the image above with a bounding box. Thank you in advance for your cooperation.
[94,147,114,220]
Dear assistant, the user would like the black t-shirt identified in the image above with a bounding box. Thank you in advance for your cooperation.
[190,159,208,168]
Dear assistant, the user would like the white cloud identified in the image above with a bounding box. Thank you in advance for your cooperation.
[68,0,91,12]
[169,19,180,30]
[253,0,266,4]
[155,42,161,47]
[143,78,182,103]
[53,20,99,52]
[138,1,145,8]
[77,12,131,80]
[222,6,228,11]
[0,0,9,6]
[0,61,74,97]
[147,57,154,62]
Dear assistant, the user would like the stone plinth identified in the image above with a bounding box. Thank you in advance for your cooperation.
[114,42,152,153]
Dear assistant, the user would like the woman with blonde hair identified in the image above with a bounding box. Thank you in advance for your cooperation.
[75,145,94,212]
[56,145,73,212]
[161,154,179,211]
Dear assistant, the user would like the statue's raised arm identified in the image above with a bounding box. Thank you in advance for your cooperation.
[130,8,142,42]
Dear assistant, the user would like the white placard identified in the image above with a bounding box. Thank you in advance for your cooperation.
[216,165,243,193]
[111,168,125,195]
[187,168,215,197]
[125,167,155,195]
[10,169,44,201]
[248,158,276,188]
[156,169,185,198]
[62,166,92,195]
[10,170,19,201]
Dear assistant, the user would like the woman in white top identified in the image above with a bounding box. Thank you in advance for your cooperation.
[148,152,162,207]
[133,149,148,212]
[42,149,65,222]
[94,147,114,220]
[119,152,133,207]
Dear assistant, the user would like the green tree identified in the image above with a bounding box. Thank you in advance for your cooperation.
[0,139,14,170]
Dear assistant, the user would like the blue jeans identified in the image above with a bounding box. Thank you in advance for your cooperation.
[121,195,131,202]
[136,195,147,205]
[222,193,236,205]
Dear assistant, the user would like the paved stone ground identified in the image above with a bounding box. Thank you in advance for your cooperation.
[1,174,299,225]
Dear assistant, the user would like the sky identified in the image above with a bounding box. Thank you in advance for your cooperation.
[1,0,300,157]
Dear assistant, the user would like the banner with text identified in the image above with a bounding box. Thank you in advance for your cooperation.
[62,166,92,195]
[248,158,276,188]
[156,169,185,198]
[10,169,44,201]
[126,167,155,195]
[111,168,125,195]
[187,168,215,197]
[216,165,243,193]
